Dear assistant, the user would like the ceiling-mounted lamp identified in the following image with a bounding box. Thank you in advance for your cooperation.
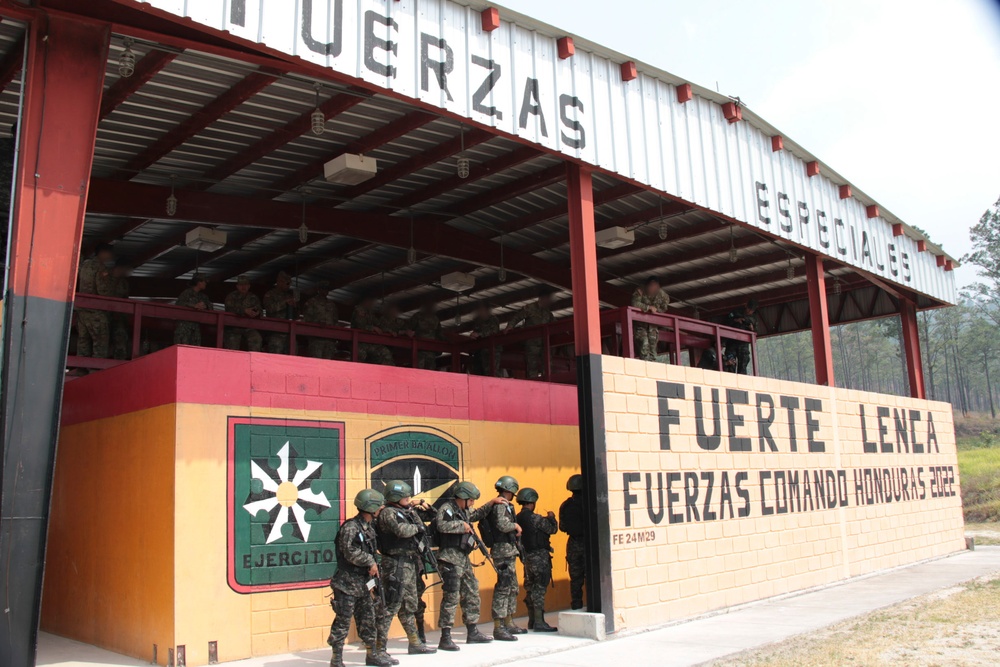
[498,235,507,282]
[454,294,461,327]
[298,195,309,243]
[656,199,668,240]
[407,213,417,265]
[786,256,795,280]
[310,83,325,136]
[166,175,178,216]
[833,276,842,295]
[728,225,738,263]
[119,37,136,78]
[456,125,470,179]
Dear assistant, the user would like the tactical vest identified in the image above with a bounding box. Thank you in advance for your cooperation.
[377,506,418,555]
[335,517,374,577]
[485,504,516,546]
[517,509,551,552]
[559,495,586,538]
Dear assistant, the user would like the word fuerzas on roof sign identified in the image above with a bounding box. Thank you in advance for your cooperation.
[619,466,958,528]
[656,382,940,455]
[279,0,588,148]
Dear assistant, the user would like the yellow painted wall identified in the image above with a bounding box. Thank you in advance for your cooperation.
[41,404,176,662]
[602,356,965,631]
[172,403,580,666]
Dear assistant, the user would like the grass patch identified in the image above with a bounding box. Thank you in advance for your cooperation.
[957,438,1000,523]
[714,573,1000,666]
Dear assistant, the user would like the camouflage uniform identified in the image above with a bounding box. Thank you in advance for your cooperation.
[352,304,393,365]
[724,307,757,375]
[375,504,426,641]
[631,287,670,362]
[559,493,587,609]
[435,499,493,629]
[471,314,502,377]
[76,257,112,358]
[110,274,130,360]
[262,285,297,354]
[174,288,213,346]
[302,294,338,359]
[488,501,521,621]
[223,290,263,351]
[329,514,386,653]
[516,507,558,619]
[509,302,554,378]
[409,310,443,370]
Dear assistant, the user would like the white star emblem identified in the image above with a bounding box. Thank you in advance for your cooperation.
[243,442,331,544]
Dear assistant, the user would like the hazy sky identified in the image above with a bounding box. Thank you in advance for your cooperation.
[497,0,1000,289]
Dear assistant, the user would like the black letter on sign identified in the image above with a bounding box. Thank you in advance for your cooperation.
[645,473,665,525]
[833,218,848,256]
[666,472,683,524]
[519,78,548,136]
[804,398,825,452]
[735,472,751,517]
[756,182,770,225]
[623,472,640,527]
[302,0,344,58]
[364,11,398,78]
[860,404,877,453]
[757,393,778,451]
[657,382,684,450]
[231,0,246,26]
[420,34,454,101]
[559,94,586,149]
[471,55,503,120]
[877,406,891,452]
[778,192,792,232]
[817,210,830,249]
[797,201,809,238]
[759,471,774,515]
[779,395,800,451]
[727,389,751,451]
[927,412,939,452]
[694,386,722,450]
[909,409,924,453]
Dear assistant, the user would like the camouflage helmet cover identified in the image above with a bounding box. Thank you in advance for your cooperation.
[383,480,413,504]
[566,474,584,492]
[516,488,539,504]
[453,481,481,500]
[495,475,519,494]
[354,489,384,514]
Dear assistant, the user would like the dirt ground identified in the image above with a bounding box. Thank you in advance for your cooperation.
[965,522,1000,546]
[711,573,1000,667]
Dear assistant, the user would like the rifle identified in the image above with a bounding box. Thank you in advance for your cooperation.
[470,527,499,574]
[368,574,386,609]
[514,533,527,563]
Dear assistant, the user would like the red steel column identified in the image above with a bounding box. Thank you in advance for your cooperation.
[566,162,614,632]
[0,16,110,667]
[899,298,926,399]
[805,253,835,386]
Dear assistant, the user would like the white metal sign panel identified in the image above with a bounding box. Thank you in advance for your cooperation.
[139,0,956,303]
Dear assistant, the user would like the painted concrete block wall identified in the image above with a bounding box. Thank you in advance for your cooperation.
[602,356,965,631]
[44,347,581,666]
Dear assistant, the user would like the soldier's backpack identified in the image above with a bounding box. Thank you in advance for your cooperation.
[477,513,496,548]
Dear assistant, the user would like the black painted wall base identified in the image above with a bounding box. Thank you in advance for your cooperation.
[0,294,75,667]
[575,353,615,633]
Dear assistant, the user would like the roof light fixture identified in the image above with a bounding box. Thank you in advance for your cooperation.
[728,225,738,263]
[833,276,842,295]
[786,256,795,280]
[457,126,470,179]
[298,195,309,243]
[498,235,507,283]
[407,213,417,265]
[166,175,178,216]
[310,83,325,136]
[454,294,461,327]
[119,37,136,78]
[656,199,668,240]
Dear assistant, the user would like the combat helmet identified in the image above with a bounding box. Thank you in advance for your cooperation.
[354,489,384,514]
[495,475,519,494]
[453,481,481,500]
[566,474,584,492]
[516,488,539,504]
[383,480,413,504]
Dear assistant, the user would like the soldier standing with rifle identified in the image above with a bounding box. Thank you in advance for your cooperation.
[485,476,525,640]
[328,489,392,667]
[375,480,437,656]
[434,481,508,651]
[559,474,588,610]
[515,488,558,632]
[724,298,758,375]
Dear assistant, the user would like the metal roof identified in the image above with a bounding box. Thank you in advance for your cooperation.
[0,9,954,336]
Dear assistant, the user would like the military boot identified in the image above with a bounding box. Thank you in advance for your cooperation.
[364,646,394,667]
[376,641,399,665]
[505,615,527,635]
[533,608,557,633]
[525,598,535,629]
[330,645,345,667]
[406,632,437,655]
[466,623,493,644]
[492,619,517,642]
[438,628,459,652]
[571,600,583,610]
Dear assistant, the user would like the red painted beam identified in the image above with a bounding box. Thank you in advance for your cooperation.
[86,178,631,304]
[116,69,279,178]
[201,88,367,186]
[0,34,24,92]
[567,164,602,355]
[99,49,178,120]
[268,110,437,194]
[391,145,541,210]
[899,297,926,399]
[805,253,834,386]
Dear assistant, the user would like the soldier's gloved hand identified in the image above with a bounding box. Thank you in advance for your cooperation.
[369,564,379,577]
[489,496,509,506]
[462,522,473,534]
